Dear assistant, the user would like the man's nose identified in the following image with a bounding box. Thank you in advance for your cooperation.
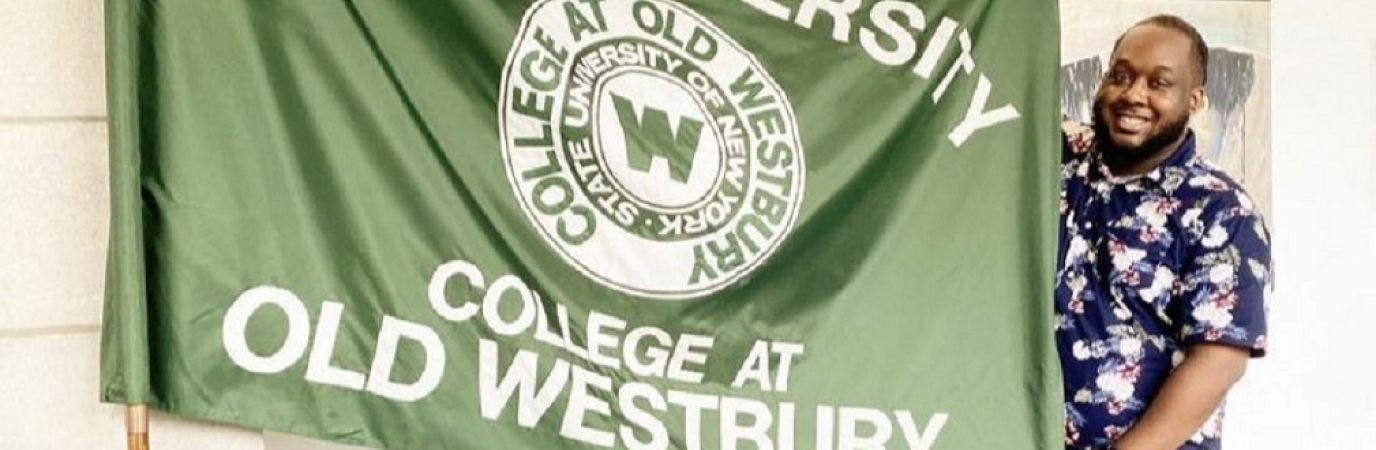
[1120,78,1149,105]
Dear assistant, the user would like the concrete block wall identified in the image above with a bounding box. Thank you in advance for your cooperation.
[0,1,263,448]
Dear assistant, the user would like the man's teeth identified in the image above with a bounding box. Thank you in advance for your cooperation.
[1116,115,1148,131]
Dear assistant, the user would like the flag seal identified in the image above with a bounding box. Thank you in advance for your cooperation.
[500,0,805,299]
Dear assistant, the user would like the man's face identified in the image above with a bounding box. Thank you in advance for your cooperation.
[1092,24,1204,164]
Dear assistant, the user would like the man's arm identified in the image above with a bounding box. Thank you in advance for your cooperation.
[1112,182,1272,450]
[1112,344,1250,450]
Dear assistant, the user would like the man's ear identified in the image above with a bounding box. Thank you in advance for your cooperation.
[1188,86,1206,115]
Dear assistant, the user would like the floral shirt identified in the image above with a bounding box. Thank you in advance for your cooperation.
[1057,124,1271,450]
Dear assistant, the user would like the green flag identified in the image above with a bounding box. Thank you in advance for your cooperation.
[101,1,1063,449]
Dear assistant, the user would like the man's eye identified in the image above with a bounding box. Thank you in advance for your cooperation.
[1108,72,1131,84]
[1150,78,1172,89]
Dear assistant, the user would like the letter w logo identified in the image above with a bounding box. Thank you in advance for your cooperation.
[611,94,703,184]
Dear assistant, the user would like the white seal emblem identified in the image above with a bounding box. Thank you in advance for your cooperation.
[499,0,804,299]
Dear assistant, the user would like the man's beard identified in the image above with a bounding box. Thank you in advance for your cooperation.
[1091,102,1190,172]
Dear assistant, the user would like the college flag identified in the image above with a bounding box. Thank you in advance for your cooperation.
[101,1,1063,449]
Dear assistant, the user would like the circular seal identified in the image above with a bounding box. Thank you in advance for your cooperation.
[499,0,804,299]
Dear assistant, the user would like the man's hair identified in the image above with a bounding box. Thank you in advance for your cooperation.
[1111,14,1209,86]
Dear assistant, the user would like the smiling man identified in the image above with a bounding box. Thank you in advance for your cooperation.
[1057,15,1272,450]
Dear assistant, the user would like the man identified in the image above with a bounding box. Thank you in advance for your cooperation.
[1057,15,1271,450]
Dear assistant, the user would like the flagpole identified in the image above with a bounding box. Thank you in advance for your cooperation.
[126,404,149,450]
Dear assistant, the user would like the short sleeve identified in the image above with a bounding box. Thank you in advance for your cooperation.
[1172,191,1272,357]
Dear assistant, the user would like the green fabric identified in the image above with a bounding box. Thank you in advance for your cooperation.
[101,1,1063,449]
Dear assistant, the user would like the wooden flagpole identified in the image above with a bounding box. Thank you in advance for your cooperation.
[126,404,149,450]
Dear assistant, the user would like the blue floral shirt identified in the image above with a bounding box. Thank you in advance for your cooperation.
[1057,124,1271,450]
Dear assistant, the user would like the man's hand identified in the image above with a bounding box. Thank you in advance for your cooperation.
[1113,344,1251,450]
